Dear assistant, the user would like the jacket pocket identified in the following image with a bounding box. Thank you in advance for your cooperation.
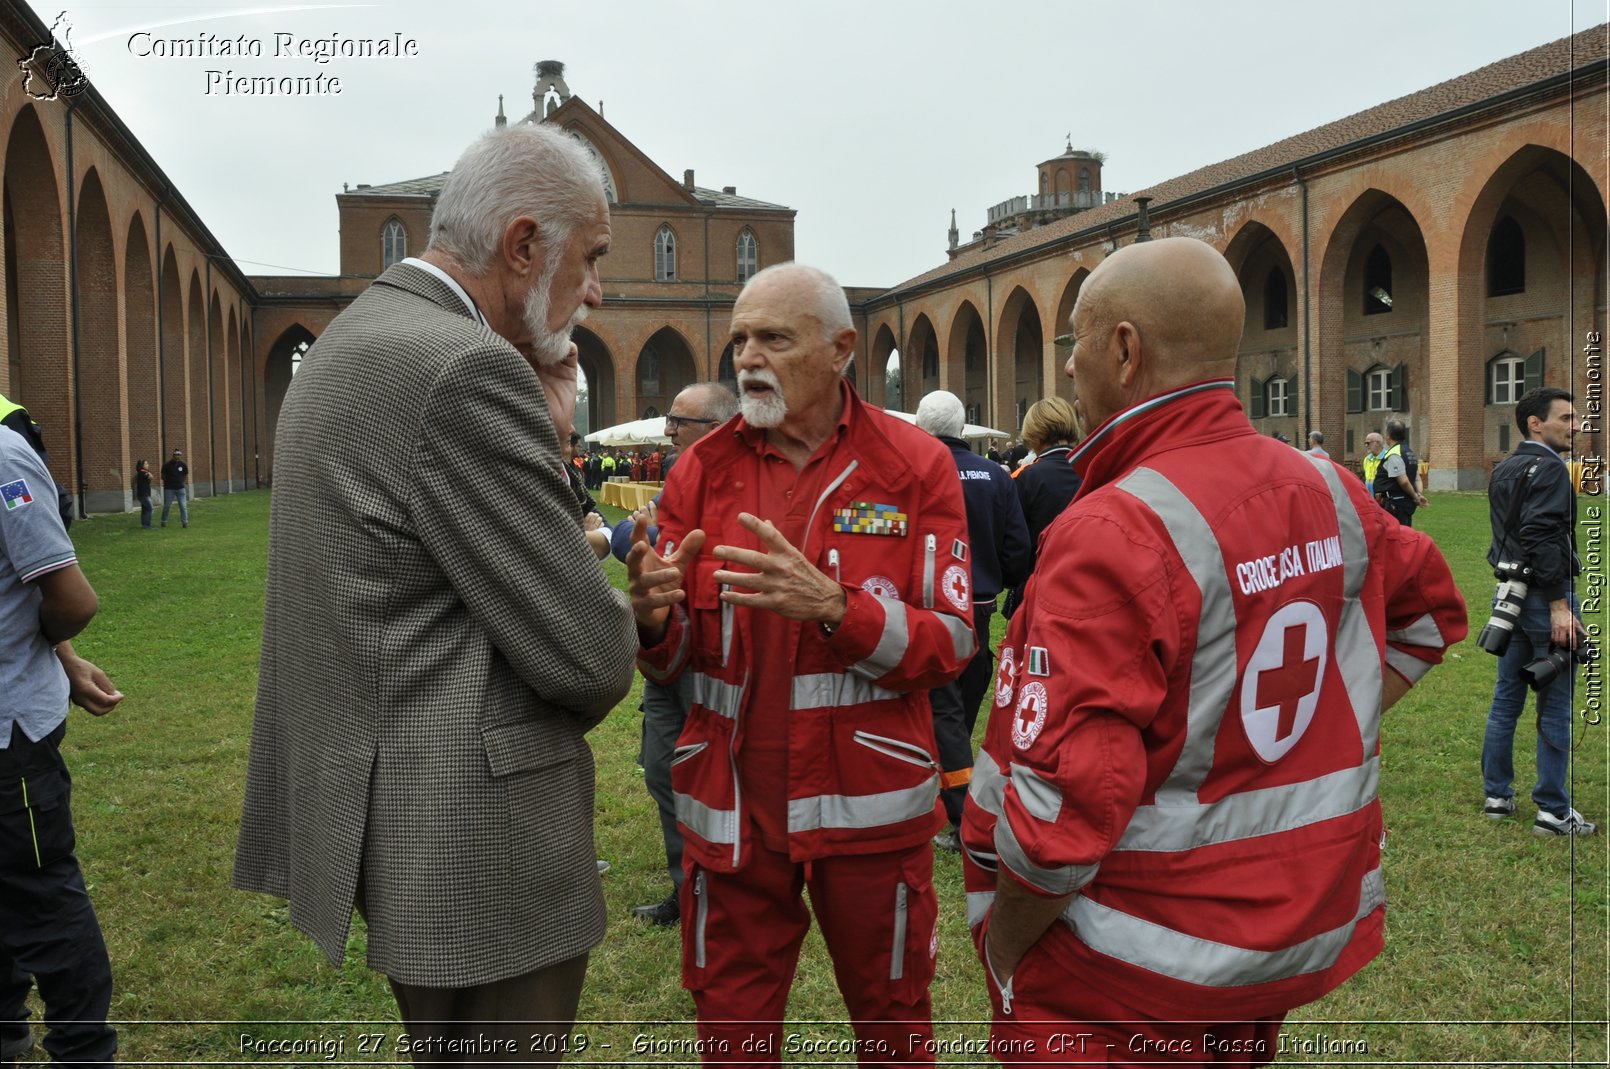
[670,741,708,767]
[852,730,938,771]
[482,719,575,778]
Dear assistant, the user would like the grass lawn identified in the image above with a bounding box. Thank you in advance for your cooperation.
[26,488,1607,1065]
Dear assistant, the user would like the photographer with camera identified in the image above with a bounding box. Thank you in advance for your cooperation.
[1479,386,1594,836]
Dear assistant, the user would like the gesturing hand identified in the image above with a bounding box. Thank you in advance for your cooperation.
[713,512,846,625]
[626,514,706,643]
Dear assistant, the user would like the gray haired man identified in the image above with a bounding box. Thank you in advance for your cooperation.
[234,123,636,1061]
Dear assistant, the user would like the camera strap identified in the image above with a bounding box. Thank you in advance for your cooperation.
[1493,458,1540,565]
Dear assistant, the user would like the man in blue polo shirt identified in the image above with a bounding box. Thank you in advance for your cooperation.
[0,426,124,1067]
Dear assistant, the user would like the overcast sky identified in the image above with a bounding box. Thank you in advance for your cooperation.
[50,0,1606,290]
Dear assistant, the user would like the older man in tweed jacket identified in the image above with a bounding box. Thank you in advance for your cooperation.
[234,124,636,1059]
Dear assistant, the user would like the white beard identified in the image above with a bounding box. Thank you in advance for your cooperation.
[522,265,587,368]
[738,369,787,428]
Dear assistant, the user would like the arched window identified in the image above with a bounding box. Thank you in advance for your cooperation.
[382,218,406,269]
[1488,215,1526,296]
[736,229,758,283]
[1263,267,1288,330]
[1487,348,1542,405]
[1366,365,1394,410]
[1078,167,1091,192]
[1266,375,1291,417]
[1363,245,1392,316]
[654,225,677,282]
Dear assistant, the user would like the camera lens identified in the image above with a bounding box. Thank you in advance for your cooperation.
[1477,578,1530,656]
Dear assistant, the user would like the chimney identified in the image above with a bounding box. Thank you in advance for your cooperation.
[722,186,736,195]
[1133,196,1153,242]
[683,169,695,190]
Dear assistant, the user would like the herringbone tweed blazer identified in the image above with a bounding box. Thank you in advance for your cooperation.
[233,263,637,987]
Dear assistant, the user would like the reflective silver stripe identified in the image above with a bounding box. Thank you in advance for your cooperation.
[851,596,909,681]
[1385,646,1434,683]
[693,870,709,968]
[720,588,734,668]
[969,756,1007,817]
[792,672,899,710]
[683,671,743,720]
[852,730,937,769]
[805,460,860,545]
[788,775,938,833]
[890,883,909,981]
[967,890,996,928]
[1116,468,1237,805]
[675,793,738,845]
[995,815,1098,896]
[1305,457,1383,756]
[1117,756,1379,852]
[1387,612,1445,648]
[641,604,691,682]
[1010,763,1063,823]
[1063,867,1385,988]
[941,611,977,662]
[923,534,938,608]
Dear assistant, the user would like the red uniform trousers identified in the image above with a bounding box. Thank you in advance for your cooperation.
[680,839,938,1067]
[974,921,1283,1068]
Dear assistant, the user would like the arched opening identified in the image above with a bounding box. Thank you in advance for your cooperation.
[1053,268,1089,408]
[186,271,207,487]
[382,217,407,270]
[869,324,899,409]
[654,225,677,282]
[1460,145,1607,473]
[572,326,615,434]
[263,325,317,478]
[125,215,159,493]
[208,292,228,496]
[160,248,184,454]
[910,314,939,400]
[995,287,1043,436]
[716,341,736,393]
[2,105,69,485]
[76,170,124,512]
[1320,190,1430,472]
[227,307,244,490]
[635,327,696,418]
[946,302,987,426]
[1225,221,1299,439]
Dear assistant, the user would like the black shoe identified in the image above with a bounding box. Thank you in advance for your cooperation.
[631,892,680,926]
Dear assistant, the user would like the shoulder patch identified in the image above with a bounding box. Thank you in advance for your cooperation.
[1,478,33,510]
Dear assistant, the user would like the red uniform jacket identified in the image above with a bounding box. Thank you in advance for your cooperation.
[962,380,1467,1019]
[640,387,976,870]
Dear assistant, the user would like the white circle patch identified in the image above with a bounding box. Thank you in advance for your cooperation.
[1240,600,1329,763]
[1012,681,1048,751]
[941,564,971,613]
[862,575,901,599]
[995,646,1017,708]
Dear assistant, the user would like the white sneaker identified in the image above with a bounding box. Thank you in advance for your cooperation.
[1483,796,1516,820]
[1533,809,1597,837]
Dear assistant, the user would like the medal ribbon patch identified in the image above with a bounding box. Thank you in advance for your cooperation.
[832,501,908,536]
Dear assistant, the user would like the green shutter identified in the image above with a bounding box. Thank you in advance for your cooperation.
[1250,377,1266,419]
[1389,363,1406,411]
[1524,348,1544,393]
[1346,368,1363,413]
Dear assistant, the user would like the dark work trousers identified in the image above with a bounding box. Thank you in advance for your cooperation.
[1382,494,1417,527]
[930,601,997,829]
[387,952,589,1067]
[639,680,689,890]
[0,722,116,1069]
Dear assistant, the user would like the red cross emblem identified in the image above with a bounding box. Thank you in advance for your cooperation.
[1240,601,1328,763]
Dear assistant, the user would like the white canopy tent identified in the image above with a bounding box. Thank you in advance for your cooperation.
[881,410,1011,439]
[583,417,672,448]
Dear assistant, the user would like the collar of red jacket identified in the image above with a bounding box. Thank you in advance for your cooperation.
[1068,378,1247,492]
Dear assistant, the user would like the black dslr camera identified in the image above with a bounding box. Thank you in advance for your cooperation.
[1476,560,1532,656]
[1522,637,1598,692]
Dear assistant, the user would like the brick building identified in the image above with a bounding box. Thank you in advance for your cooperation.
[0,0,1603,510]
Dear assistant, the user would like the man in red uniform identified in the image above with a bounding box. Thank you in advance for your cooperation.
[962,238,1467,1064]
[628,262,974,1065]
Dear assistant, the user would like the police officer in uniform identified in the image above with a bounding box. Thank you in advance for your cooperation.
[1373,417,1427,526]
